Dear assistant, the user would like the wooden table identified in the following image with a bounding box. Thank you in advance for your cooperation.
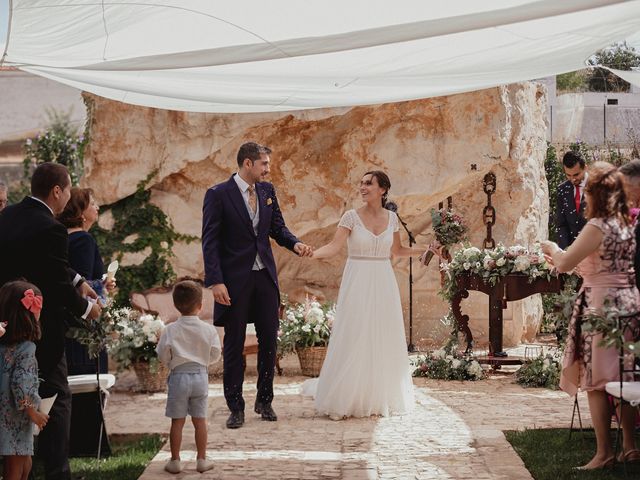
[451,273,564,358]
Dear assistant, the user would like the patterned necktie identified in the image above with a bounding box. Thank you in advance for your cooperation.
[575,185,581,214]
[248,185,257,215]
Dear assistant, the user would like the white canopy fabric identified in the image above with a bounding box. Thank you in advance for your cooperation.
[3,0,640,113]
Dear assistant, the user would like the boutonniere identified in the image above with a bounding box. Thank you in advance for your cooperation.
[266,198,273,206]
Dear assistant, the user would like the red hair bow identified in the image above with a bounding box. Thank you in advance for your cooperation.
[21,289,43,316]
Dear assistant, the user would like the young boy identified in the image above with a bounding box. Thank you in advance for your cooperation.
[156,280,221,474]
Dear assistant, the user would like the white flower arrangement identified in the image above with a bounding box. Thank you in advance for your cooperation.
[440,243,555,303]
[106,307,165,370]
[413,350,486,381]
[277,298,335,355]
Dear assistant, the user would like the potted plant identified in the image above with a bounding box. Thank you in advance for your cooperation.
[106,307,167,392]
[278,298,335,377]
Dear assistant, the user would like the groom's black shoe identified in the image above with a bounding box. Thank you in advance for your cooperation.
[254,401,278,421]
[226,411,244,429]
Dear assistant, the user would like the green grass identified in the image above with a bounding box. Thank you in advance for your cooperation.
[505,428,640,480]
[30,434,166,480]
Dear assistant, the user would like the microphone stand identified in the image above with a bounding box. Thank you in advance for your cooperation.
[395,211,416,353]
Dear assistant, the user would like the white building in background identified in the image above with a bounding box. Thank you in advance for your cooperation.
[0,67,85,184]
[0,67,85,144]
[541,75,640,147]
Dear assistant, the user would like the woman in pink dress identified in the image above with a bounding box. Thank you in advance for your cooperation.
[542,161,639,469]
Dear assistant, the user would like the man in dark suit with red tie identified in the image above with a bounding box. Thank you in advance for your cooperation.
[556,151,588,250]
[202,142,312,429]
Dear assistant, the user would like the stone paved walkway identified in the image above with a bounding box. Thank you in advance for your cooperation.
[105,373,590,480]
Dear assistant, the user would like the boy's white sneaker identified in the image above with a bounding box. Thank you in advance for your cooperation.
[196,458,214,473]
[164,459,183,474]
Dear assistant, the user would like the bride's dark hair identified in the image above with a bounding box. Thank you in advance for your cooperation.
[364,170,391,207]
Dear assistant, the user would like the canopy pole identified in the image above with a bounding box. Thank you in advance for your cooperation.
[0,0,13,67]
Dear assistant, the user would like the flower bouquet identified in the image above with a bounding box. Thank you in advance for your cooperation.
[440,244,554,303]
[278,298,335,376]
[105,307,166,391]
[423,208,468,266]
[515,352,561,389]
[107,308,165,370]
[412,349,485,381]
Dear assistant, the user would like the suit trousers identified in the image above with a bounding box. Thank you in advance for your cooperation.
[37,355,72,480]
[223,269,279,412]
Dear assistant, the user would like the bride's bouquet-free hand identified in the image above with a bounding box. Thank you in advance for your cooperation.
[421,208,468,266]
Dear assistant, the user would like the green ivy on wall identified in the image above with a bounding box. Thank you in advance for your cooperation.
[92,170,198,306]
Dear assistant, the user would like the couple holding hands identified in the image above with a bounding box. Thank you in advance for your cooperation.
[202,142,429,428]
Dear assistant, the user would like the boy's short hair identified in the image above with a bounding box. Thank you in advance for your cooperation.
[172,280,203,315]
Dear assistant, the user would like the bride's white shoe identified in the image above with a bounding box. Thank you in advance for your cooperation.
[329,413,345,421]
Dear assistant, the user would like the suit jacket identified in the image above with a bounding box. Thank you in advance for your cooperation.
[202,176,299,325]
[556,180,587,250]
[0,197,89,375]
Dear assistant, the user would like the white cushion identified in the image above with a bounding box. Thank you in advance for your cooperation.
[68,374,116,394]
[605,381,640,407]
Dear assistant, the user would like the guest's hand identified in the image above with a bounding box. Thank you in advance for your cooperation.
[540,240,560,257]
[294,242,313,257]
[0,321,6,338]
[79,281,98,300]
[104,278,117,293]
[88,301,102,320]
[26,407,49,430]
[212,283,231,306]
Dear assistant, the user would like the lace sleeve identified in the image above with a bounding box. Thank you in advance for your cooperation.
[338,210,355,230]
[392,212,399,233]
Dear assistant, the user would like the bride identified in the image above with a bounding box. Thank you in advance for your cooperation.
[303,170,424,419]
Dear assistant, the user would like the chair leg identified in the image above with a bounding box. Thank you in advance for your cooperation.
[276,356,283,376]
[242,354,247,372]
[569,394,584,439]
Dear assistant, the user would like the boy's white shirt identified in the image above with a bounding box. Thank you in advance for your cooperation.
[156,315,221,370]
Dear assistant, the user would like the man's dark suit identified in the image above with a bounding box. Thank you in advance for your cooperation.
[556,179,587,250]
[202,176,299,412]
[0,197,89,480]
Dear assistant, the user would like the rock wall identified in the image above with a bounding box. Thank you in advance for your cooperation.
[83,82,549,348]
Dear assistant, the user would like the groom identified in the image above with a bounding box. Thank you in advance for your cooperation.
[202,142,312,428]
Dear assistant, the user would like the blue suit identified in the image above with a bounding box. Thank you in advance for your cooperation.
[202,175,299,410]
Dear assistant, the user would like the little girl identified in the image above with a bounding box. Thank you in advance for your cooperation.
[0,280,49,480]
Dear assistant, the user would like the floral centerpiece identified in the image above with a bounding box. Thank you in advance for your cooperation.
[440,244,555,303]
[107,308,165,370]
[278,298,335,376]
[412,348,485,381]
[423,208,468,265]
[67,305,166,390]
[515,352,562,389]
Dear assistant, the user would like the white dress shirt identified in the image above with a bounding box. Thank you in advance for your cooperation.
[156,315,222,370]
[233,173,265,270]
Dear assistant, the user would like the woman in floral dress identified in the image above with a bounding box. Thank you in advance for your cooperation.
[542,161,639,470]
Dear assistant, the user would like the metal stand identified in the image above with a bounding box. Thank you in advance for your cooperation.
[396,211,416,352]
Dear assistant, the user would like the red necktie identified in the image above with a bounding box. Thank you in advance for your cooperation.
[575,185,581,214]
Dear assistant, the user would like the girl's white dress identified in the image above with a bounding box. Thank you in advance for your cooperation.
[302,209,414,417]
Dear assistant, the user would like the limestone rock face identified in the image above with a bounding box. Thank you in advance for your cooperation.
[84,82,549,348]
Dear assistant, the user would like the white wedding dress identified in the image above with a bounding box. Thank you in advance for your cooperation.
[302,209,414,418]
